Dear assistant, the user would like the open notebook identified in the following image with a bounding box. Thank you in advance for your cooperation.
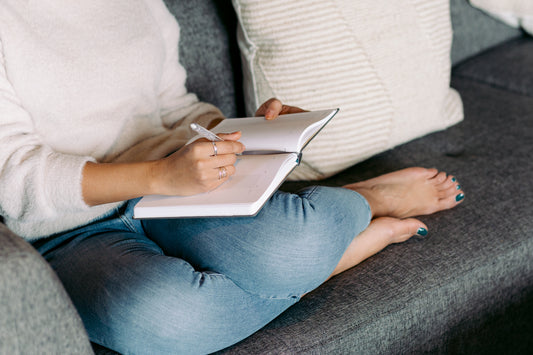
[133,109,338,218]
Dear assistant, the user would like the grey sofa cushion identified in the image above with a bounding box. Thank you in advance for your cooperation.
[219,42,533,354]
[0,224,93,355]
[163,0,242,117]
[454,38,533,97]
[450,0,522,65]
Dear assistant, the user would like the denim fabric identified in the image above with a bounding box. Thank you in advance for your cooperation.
[34,186,370,355]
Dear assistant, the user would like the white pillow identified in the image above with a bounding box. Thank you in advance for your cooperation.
[470,0,533,34]
[232,0,464,180]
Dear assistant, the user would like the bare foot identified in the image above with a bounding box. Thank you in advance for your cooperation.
[343,167,464,219]
[329,217,427,277]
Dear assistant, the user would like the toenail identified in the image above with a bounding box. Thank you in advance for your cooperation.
[455,193,465,202]
[417,227,428,236]
[451,177,457,182]
[456,185,461,190]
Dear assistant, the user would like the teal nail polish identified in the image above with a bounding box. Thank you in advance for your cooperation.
[417,227,428,236]
[456,193,465,202]
[451,177,457,182]
[456,185,461,190]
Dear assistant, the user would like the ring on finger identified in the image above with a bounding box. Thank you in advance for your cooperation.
[212,142,218,156]
[218,166,228,180]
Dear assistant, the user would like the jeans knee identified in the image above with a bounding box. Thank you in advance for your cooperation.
[291,186,371,254]
[241,187,371,297]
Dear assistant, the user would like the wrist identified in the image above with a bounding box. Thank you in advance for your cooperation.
[146,159,164,196]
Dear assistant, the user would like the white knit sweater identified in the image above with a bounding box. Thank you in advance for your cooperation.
[0,0,223,240]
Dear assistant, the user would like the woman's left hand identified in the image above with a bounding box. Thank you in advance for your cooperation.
[255,98,307,120]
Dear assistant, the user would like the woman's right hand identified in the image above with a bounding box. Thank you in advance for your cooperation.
[82,132,244,206]
[151,131,245,196]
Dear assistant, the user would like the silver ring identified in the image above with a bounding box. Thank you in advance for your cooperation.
[212,142,218,156]
[218,166,227,180]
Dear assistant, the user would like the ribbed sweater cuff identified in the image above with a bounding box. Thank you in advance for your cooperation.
[43,152,96,213]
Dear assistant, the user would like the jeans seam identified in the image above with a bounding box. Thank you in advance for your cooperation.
[206,271,302,301]
[356,190,372,225]
[119,214,139,234]
[301,185,320,200]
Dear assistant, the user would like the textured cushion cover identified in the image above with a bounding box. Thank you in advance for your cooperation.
[470,0,533,34]
[219,48,533,354]
[0,224,93,355]
[454,38,533,97]
[232,0,463,180]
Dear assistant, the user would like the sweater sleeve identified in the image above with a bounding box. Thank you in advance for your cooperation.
[0,38,95,222]
[107,0,226,164]
[146,0,225,130]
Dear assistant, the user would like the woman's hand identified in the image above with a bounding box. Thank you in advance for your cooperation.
[151,131,245,196]
[82,132,244,206]
[255,98,306,120]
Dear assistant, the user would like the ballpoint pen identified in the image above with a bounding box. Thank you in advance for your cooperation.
[190,123,224,142]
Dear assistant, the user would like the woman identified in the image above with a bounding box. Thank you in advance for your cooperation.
[0,0,464,354]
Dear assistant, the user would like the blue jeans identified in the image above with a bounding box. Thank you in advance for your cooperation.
[34,186,371,354]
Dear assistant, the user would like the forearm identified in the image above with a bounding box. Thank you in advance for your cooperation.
[81,161,158,206]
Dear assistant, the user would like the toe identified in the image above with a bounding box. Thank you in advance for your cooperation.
[438,187,465,210]
[425,168,439,178]
[431,171,448,184]
[391,218,428,243]
[437,176,456,190]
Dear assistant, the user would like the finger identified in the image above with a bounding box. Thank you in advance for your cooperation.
[193,131,241,144]
[215,165,236,179]
[255,98,282,119]
[279,105,307,115]
[206,165,237,188]
[217,131,242,141]
[213,140,245,155]
[255,98,308,120]
[264,99,283,120]
[205,154,239,169]
[187,140,244,159]
[267,103,307,119]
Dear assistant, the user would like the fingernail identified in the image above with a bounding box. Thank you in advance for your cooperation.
[456,185,461,190]
[417,227,428,236]
[456,193,465,202]
[265,109,274,119]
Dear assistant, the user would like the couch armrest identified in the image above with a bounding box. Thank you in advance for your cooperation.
[0,223,94,355]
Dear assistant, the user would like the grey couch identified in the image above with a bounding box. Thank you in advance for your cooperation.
[1,1,532,354]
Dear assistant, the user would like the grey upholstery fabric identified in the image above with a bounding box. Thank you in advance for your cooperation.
[163,0,242,118]
[0,224,94,355]
[450,0,522,65]
[454,38,533,97]
[218,42,533,354]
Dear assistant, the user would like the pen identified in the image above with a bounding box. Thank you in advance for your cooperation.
[190,123,224,142]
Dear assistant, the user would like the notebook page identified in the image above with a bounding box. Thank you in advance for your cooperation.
[213,109,337,153]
